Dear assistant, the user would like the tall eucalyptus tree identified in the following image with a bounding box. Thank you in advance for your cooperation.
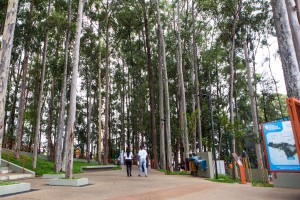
[192,0,202,153]
[97,30,102,164]
[103,0,111,165]
[243,39,264,173]
[56,0,72,172]
[175,0,189,161]
[140,0,158,169]
[0,0,19,165]
[15,0,35,160]
[271,0,300,99]
[285,0,300,69]
[157,0,173,172]
[228,0,241,178]
[64,0,85,178]
[157,1,166,169]
[32,0,51,169]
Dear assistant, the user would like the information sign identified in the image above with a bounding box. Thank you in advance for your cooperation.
[262,121,300,172]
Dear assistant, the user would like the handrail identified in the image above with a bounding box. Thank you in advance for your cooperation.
[2,148,30,174]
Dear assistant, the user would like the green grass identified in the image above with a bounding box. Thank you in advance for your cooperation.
[113,165,122,170]
[60,177,81,180]
[47,171,65,174]
[252,180,274,187]
[0,181,19,186]
[158,169,191,175]
[207,174,240,184]
[1,152,100,176]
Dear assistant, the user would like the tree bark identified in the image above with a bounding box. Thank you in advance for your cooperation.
[7,58,22,145]
[229,0,240,179]
[176,0,189,161]
[142,0,158,169]
[120,61,125,152]
[243,40,264,172]
[192,0,202,153]
[32,0,51,169]
[163,53,173,171]
[296,0,300,23]
[58,0,71,172]
[97,33,102,164]
[103,1,110,165]
[286,0,300,70]
[65,0,85,179]
[15,0,34,160]
[86,70,92,163]
[0,0,19,165]
[46,78,55,161]
[271,0,300,99]
[157,0,166,169]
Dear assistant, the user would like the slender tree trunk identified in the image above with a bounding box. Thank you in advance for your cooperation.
[296,0,300,23]
[157,9,166,170]
[97,33,102,164]
[32,0,51,169]
[229,0,240,179]
[120,61,125,151]
[46,78,55,161]
[243,40,264,171]
[15,0,34,159]
[86,71,92,163]
[192,0,202,153]
[65,0,85,178]
[271,0,300,99]
[0,0,19,165]
[191,53,197,154]
[57,0,71,172]
[126,69,130,146]
[176,0,189,161]
[15,54,29,159]
[142,0,158,169]
[7,59,21,144]
[160,21,173,172]
[103,2,110,165]
[286,0,300,70]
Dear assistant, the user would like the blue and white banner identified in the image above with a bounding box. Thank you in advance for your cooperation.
[262,121,300,171]
[120,149,124,165]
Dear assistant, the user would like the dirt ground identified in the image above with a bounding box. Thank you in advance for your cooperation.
[2,165,300,200]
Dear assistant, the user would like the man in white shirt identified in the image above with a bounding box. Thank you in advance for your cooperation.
[138,145,148,177]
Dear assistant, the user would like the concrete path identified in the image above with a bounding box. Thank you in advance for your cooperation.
[2,166,300,200]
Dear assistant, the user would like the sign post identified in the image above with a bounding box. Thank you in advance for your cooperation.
[262,121,300,172]
[232,153,247,184]
[286,97,300,162]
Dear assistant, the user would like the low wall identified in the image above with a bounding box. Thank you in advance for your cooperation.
[273,172,300,189]
[1,159,35,176]
[196,152,214,179]
[245,168,269,182]
[227,168,269,182]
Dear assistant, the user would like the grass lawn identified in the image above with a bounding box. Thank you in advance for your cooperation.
[0,181,19,186]
[158,169,191,175]
[207,174,240,184]
[1,152,100,176]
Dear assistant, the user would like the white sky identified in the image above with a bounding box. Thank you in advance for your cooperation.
[256,36,287,95]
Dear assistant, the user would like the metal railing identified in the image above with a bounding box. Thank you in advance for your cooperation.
[3,149,29,174]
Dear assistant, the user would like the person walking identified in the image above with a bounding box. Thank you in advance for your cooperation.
[138,145,148,177]
[124,146,133,177]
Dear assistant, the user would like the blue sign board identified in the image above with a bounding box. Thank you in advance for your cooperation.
[120,149,124,165]
[262,121,300,172]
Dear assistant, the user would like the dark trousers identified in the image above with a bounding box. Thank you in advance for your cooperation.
[125,159,132,176]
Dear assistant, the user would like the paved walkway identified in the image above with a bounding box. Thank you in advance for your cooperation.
[2,166,300,200]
